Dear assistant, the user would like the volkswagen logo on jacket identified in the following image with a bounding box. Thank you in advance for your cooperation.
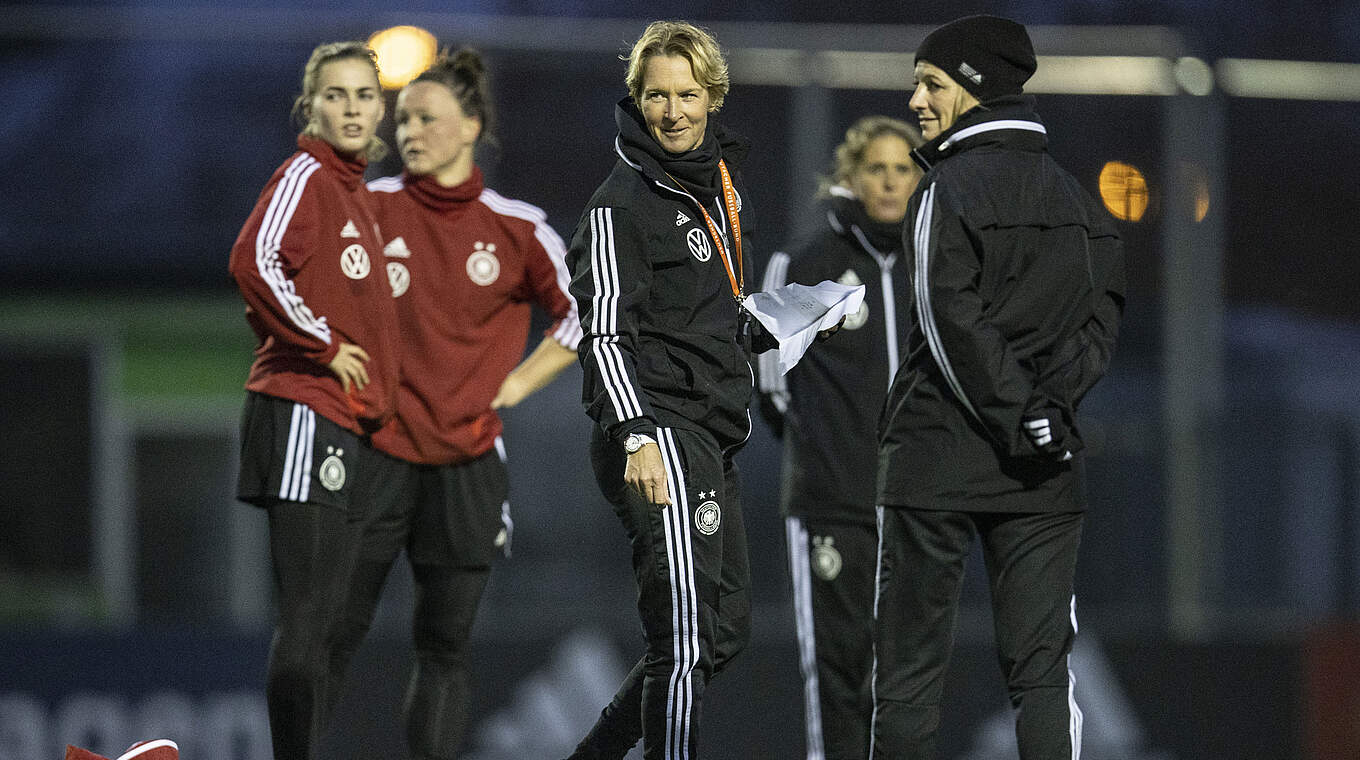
[686,227,712,262]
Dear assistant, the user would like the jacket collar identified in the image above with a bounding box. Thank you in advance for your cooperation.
[297,135,367,190]
[911,95,1047,172]
[824,188,903,255]
[401,166,484,211]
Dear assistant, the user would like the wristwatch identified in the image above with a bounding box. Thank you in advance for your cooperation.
[623,433,655,454]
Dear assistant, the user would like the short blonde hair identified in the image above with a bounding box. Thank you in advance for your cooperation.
[821,115,923,196]
[624,21,730,112]
[292,40,388,161]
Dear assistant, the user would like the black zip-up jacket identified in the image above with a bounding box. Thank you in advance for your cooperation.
[758,192,910,524]
[878,96,1126,513]
[567,101,756,452]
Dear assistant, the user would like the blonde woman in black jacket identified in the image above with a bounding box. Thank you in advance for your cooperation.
[565,20,763,760]
[759,115,923,760]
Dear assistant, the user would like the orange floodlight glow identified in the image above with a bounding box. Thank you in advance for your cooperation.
[1098,160,1150,222]
[368,25,438,90]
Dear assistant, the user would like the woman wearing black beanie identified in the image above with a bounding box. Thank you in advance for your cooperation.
[872,15,1127,760]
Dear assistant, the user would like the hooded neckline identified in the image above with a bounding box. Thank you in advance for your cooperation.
[613,97,750,201]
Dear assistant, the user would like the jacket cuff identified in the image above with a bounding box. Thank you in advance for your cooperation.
[309,339,341,366]
[750,323,780,354]
[1022,390,1072,422]
[610,417,657,444]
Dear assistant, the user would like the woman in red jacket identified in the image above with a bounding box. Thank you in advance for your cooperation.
[327,49,581,757]
[228,40,397,760]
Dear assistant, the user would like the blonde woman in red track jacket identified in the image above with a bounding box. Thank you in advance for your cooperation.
[228,40,397,760]
[327,49,581,758]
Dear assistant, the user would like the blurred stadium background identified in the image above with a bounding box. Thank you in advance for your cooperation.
[3,2,1360,758]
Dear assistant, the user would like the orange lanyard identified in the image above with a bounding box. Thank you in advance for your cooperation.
[668,159,744,301]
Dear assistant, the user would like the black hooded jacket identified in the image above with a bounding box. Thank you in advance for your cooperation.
[877,96,1126,513]
[759,191,910,524]
[567,99,756,452]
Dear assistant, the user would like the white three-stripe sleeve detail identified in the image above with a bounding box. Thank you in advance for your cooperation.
[254,155,331,345]
[587,208,644,423]
[913,184,982,424]
[592,340,638,423]
[757,252,791,395]
[787,517,825,760]
[601,208,622,337]
[658,428,699,759]
[587,209,625,421]
[543,212,584,349]
[589,208,610,334]
[479,189,583,350]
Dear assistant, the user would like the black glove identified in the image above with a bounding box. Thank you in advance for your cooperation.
[1021,407,1073,462]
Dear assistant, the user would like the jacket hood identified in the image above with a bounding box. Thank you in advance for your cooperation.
[613,97,749,197]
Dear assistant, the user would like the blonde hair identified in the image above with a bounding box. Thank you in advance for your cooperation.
[820,115,923,197]
[291,41,388,161]
[624,21,730,111]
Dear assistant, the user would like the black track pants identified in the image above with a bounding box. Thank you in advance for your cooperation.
[872,507,1084,760]
[786,517,878,759]
[569,426,751,760]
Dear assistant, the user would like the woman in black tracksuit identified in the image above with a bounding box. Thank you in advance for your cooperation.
[564,20,762,760]
[872,16,1126,759]
[758,115,923,759]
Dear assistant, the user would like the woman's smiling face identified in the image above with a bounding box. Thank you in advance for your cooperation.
[909,60,979,141]
[640,54,711,154]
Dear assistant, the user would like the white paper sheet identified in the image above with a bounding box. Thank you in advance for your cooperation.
[742,281,866,376]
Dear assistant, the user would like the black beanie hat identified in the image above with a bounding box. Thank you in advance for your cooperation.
[915,15,1037,102]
